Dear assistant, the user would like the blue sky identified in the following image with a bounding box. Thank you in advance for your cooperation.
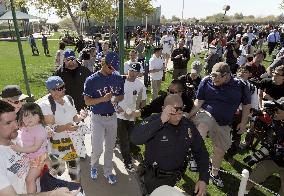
[152,0,283,19]
[29,0,284,23]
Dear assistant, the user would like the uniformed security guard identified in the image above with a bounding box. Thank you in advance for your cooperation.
[131,94,209,196]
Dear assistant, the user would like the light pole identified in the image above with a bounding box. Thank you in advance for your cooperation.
[80,1,92,37]
[118,0,124,74]
[181,0,184,26]
[222,5,230,22]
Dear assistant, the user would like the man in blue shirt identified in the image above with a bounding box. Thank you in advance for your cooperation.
[188,62,251,187]
[83,52,124,185]
[267,29,280,55]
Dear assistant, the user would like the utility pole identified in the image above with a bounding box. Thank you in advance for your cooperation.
[118,0,124,74]
[10,0,32,100]
[181,0,184,26]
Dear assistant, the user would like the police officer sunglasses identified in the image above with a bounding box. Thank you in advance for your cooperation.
[167,89,182,94]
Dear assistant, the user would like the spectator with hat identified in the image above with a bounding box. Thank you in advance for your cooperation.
[188,62,251,188]
[37,76,87,183]
[54,48,91,112]
[204,44,220,75]
[1,85,29,113]
[83,52,124,185]
[116,62,146,172]
[178,67,202,99]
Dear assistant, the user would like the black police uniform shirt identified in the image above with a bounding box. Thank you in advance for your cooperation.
[131,114,210,184]
[259,78,284,100]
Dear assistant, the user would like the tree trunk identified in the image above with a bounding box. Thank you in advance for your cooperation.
[65,2,80,35]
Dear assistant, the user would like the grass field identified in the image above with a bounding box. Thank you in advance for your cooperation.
[0,37,279,196]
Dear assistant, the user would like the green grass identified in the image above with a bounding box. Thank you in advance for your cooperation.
[0,39,279,195]
[0,38,67,99]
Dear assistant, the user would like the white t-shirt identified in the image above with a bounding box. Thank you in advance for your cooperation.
[0,144,29,194]
[149,55,164,80]
[161,35,174,54]
[117,79,146,121]
[38,95,78,160]
[55,49,64,67]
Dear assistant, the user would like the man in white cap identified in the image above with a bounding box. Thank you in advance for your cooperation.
[116,62,146,172]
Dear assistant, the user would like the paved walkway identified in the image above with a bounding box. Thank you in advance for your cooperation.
[58,133,142,196]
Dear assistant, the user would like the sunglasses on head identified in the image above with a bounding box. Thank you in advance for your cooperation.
[8,99,25,104]
[53,85,65,91]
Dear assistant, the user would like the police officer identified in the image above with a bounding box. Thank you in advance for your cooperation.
[131,94,209,196]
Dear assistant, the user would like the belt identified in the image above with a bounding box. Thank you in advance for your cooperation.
[98,113,114,117]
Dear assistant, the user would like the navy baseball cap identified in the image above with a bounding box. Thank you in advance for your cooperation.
[128,62,141,72]
[105,52,120,71]
[45,76,64,90]
[64,49,76,59]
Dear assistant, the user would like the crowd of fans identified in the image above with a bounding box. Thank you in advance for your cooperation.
[1,22,284,196]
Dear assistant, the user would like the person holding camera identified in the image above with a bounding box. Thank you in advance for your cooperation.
[223,40,241,74]
[258,65,284,109]
[245,97,284,195]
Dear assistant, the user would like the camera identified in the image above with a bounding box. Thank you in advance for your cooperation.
[263,101,281,117]
[243,121,284,166]
[243,146,270,166]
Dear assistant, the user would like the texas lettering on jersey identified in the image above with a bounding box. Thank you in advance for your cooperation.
[96,85,123,97]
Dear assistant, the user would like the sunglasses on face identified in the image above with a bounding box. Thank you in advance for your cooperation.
[107,65,115,71]
[167,89,182,94]
[66,57,76,61]
[173,106,183,112]
[272,71,284,77]
[210,73,227,78]
[8,99,25,104]
[53,85,65,91]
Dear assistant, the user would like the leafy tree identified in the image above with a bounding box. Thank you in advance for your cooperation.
[171,15,180,22]
[28,0,154,34]
[234,12,243,20]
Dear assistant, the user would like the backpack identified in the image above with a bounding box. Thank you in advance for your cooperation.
[48,95,74,115]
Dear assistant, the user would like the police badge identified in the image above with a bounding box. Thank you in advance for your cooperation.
[187,128,192,138]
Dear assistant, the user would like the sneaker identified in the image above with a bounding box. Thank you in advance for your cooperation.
[125,163,135,172]
[210,172,224,188]
[104,174,117,185]
[90,167,98,180]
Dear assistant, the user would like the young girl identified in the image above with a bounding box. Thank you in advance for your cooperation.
[11,103,48,194]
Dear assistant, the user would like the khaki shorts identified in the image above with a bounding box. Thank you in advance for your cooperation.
[192,110,232,152]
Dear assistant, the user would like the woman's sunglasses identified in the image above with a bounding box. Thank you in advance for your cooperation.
[53,85,65,91]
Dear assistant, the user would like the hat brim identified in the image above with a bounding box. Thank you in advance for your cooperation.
[10,94,29,101]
